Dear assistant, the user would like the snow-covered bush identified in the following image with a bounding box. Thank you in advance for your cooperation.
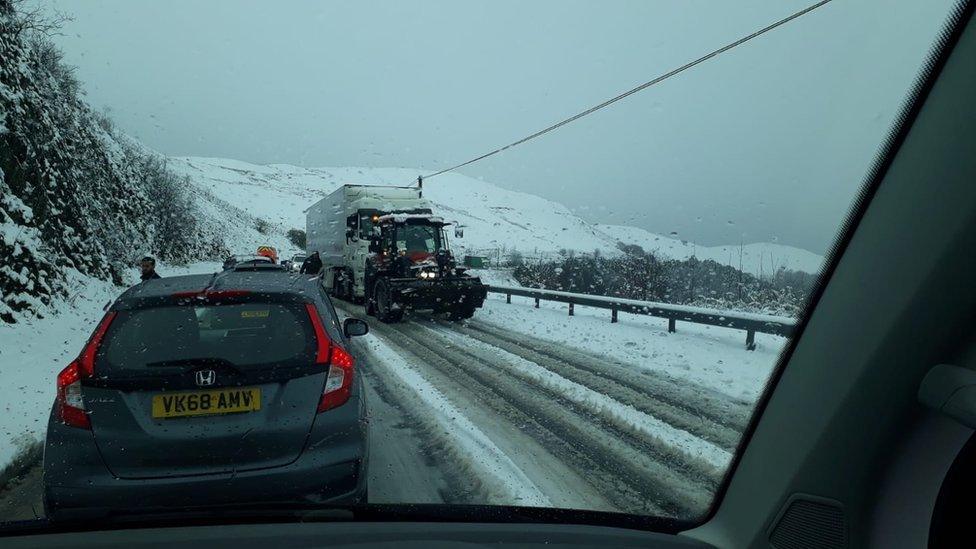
[513,246,815,317]
[286,228,306,250]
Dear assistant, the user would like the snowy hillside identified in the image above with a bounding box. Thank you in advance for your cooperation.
[597,224,825,276]
[171,157,824,275]
[170,157,619,258]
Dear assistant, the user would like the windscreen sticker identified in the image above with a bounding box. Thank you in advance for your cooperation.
[241,309,270,318]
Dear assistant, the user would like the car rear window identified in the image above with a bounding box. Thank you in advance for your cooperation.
[98,302,315,373]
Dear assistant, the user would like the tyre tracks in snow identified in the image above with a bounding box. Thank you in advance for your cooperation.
[450,319,752,450]
[355,323,646,514]
[420,322,731,470]
[360,314,717,517]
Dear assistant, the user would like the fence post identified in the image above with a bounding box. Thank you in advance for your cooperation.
[506,293,511,304]
[568,302,574,316]
[746,330,756,351]
[668,318,676,333]
[611,309,618,323]
[534,297,540,308]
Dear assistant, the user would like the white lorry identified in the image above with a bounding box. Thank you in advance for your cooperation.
[306,184,487,322]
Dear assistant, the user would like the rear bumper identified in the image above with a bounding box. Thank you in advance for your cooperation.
[43,395,368,519]
[45,458,364,519]
[388,277,488,310]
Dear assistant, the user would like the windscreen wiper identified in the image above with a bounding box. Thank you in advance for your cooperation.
[0,504,359,537]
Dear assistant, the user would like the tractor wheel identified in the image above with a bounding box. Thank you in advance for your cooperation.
[448,306,476,321]
[374,279,404,323]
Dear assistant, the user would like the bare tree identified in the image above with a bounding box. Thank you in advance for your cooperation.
[8,0,73,38]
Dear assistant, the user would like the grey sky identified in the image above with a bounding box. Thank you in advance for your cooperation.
[42,0,956,253]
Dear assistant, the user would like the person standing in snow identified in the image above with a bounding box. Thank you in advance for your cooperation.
[140,256,161,281]
[300,252,322,275]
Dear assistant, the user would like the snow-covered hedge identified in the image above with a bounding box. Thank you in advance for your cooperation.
[512,248,815,317]
[0,1,227,323]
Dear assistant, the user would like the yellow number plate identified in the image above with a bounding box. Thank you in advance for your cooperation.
[152,388,261,418]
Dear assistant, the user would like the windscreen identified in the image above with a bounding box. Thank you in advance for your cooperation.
[0,0,966,534]
[359,212,376,239]
[99,303,314,372]
[396,224,443,254]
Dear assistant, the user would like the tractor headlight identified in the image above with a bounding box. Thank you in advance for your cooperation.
[419,270,438,279]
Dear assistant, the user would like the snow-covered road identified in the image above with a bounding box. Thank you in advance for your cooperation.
[339,305,753,518]
[0,265,782,521]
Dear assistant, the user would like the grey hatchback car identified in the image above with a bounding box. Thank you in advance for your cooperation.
[43,268,369,519]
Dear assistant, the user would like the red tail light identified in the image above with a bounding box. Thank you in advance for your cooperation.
[305,303,354,412]
[56,361,90,429]
[56,312,116,429]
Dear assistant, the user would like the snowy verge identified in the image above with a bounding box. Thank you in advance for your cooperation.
[473,293,786,402]
[0,270,120,468]
[360,334,552,507]
[488,284,796,326]
[422,324,732,470]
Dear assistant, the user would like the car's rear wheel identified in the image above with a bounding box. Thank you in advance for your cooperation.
[42,493,76,522]
[42,494,56,520]
[374,279,404,323]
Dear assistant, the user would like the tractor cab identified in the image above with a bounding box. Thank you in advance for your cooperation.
[363,213,485,322]
[368,214,462,278]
